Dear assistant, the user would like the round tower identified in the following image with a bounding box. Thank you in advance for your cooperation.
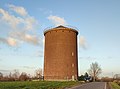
[44,25,78,81]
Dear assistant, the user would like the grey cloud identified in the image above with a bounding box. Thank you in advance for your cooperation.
[10,31,40,45]
[0,59,2,61]
[79,56,97,60]
[0,37,18,47]
[23,66,35,69]
[38,8,52,15]
[36,50,43,57]
[107,56,113,59]
[0,69,11,72]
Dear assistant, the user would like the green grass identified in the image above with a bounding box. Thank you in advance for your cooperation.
[111,82,120,89]
[0,81,82,89]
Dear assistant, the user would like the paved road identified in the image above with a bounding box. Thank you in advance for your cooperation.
[68,82,106,89]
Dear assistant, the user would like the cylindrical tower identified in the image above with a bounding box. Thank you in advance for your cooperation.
[44,25,78,81]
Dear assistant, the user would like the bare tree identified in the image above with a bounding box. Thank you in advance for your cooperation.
[0,72,3,80]
[8,72,14,81]
[12,69,20,81]
[35,68,43,80]
[88,62,102,81]
[19,72,29,81]
[9,72,12,78]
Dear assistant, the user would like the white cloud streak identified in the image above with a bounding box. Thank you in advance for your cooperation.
[79,36,88,49]
[79,56,96,60]
[8,4,27,16]
[47,15,67,26]
[0,8,23,29]
[0,37,18,47]
[23,66,35,69]
[35,50,43,57]
[10,31,40,45]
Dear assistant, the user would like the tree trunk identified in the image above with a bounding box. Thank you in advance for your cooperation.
[93,76,95,82]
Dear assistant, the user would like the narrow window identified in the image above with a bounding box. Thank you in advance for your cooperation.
[72,52,74,56]
[72,63,74,67]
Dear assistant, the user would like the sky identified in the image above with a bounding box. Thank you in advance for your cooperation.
[0,0,120,77]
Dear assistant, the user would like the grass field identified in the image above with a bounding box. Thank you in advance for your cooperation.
[111,82,120,89]
[0,81,82,89]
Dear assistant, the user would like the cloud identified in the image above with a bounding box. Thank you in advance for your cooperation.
[10,31,40,45]
[0,7,36,30]
[0,37,18,47]
[39,8,52,15]
[79,56,96,60]
[0,59,2,61]
[8,4,27,16]
[35,50,43,57]
[24,17,36,30]
[0,69,11,72]
[42,38,45,46]
[0,5,40,46]
[107,56,113,59]
[23,66,35,69]
[47,15,67,26]
[89,57,96,60]
[0,8,23,29]
[79,36,88,49]
[24,34,39,45]
[7,37,18,46]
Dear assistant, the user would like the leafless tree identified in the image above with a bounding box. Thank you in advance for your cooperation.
[88,62,102,81]
[35,68,43,80]
[8,72,14,81]
[19,72,29,81]
[0,72,3,80]
[12,69,20,81]
[114,74,120,80]
[9,72,12,78]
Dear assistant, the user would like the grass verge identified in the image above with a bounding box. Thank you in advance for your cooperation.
[0,81,82,89]
[111,82,120,89]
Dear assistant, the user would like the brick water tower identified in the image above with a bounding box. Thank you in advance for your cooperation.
[44,25,78,81]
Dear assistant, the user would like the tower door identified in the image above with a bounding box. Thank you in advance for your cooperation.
[72,75,75,81]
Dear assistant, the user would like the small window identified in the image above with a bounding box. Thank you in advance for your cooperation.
[72,52,74,56]
[72,63,74,67]
[62,30,64,32]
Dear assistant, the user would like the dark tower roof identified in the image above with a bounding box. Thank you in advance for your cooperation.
[44,25,78,35]
[55,25,67,28]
